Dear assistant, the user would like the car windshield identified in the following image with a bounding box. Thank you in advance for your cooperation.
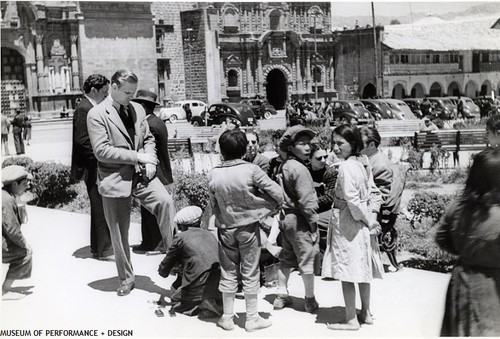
[173,103,182,107]
[353,103,364,108]
[397,103,407,107]
[441,99,453,105]
[464,99,474,104]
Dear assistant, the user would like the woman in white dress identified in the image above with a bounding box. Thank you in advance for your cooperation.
[326,124,383,331]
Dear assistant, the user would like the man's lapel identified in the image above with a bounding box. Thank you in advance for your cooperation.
[104,101,133,146]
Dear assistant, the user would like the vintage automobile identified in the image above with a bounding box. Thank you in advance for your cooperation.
[360,99,393,119]
[426,97,456,120]
[446,96,481,119]
[376,99,415,120]
[199,103,257,127]
[402,98,424,119]
[328,100,374,124]
[158,100,207,123]
[239,99,277,120]
[473,96,500,118]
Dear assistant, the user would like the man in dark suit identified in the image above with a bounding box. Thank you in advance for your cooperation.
[87,70,176,296]
[131,89,174,253]
[11,110,25,155]
[71,74,113,261]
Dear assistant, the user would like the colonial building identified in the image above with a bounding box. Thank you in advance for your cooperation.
[1,1,157,117]
[335,16,500,99]
[153,2,337,109]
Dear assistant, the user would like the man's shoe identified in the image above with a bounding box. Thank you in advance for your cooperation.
[117,282,135,296]
[132,244,154,253]
[304,296,319,313]
[273,294,292,310]
[245,316,272,332]
[217,316,234,331]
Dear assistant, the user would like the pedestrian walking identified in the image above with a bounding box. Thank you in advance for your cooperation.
[70,74,113,261]
[131,89,174,254]
[208,129,283,332]
[87,69,176,297]
[23,114,32,146]
[11,110,25,155]
[2,165,33,300]
[436,147,500,336]
[1,114,11,155]
[325,124,383,331]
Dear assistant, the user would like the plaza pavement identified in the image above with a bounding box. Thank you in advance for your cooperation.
[1,205,451,338]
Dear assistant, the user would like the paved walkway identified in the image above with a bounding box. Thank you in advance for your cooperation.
[1,206,450,337]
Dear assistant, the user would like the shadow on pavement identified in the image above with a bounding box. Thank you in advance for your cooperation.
[315,306,345,325]
[72,246,94,259]
[263,293,312,313]
[88,275,170,295]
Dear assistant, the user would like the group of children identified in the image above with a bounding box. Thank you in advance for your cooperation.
[208,123,383,332]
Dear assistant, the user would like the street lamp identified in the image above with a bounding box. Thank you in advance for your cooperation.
[310,8,321,103]
[184,28,194,100]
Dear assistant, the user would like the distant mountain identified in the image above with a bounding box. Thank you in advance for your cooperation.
[331,2,500,30]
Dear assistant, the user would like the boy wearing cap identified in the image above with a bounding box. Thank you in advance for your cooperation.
[158,206,221,317]
[209,129,283,332]
[2,165,33,299]
[274,125,320,313]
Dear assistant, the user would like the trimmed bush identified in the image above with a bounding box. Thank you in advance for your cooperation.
[2,157,76,208]
[174,172,210,210]
[406,191,454,226]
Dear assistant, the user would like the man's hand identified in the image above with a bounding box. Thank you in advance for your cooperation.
[137,152,157,165]
[145,163,156,179]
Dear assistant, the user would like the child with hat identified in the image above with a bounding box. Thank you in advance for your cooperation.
[273,125,320,313]
[2,165,33,300]
[158,206,222,317]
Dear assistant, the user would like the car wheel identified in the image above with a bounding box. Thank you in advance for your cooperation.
[169,115,177,124]
[191,117,203,127]
[263,111,272,120]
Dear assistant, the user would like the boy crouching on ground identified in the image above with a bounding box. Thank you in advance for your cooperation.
[274,125,320,313]
[208,129,284,332]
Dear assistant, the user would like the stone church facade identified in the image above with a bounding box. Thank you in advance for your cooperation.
[1,1,336,115]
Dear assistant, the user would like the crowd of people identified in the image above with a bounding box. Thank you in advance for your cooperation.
[2,68,500,335]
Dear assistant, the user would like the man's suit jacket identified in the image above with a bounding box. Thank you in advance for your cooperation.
[87,97,156,198]
[71,97,97,182]
[146,114,173,185]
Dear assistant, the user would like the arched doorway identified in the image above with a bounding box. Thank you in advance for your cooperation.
[480,80,492,96]
[411,83,425,98]
[429,82,443,97]
[392,84,406,99]
[362,83,376,98]
[465,80,478,98]
[266,69,287,109]
[447,81,461,96]
[1,47,27,115]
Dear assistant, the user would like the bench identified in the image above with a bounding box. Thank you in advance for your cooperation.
[376,120,422,137]
[414,129,486,166]
[167,138,192,155]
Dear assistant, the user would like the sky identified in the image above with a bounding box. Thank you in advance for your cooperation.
[330,1,497,17]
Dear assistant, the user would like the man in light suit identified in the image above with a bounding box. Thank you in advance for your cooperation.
[71,74,113,261]
[87,70,176,296]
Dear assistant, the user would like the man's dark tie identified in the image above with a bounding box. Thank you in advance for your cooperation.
[119,105,135,143]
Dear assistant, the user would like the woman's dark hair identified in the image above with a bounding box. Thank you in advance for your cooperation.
[332,124,364,156]
[309,141,324,159]
[462,147,500,208]
[486,114,500,134]
[219,129,248,160]
[360,126,382,147]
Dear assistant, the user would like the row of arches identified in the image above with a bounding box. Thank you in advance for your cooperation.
[362,80,500,99]
[393,80,499,98]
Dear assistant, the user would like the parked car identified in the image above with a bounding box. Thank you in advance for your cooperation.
[446,96,480,119]
[200,103,257,127]
[473,96,500,118]
[360,99,393,119]
[329,100,374,124]
[239,99,277,120]
[426,97,456,120]
[376,99,415,120]
[158,100,207,123]
[402,98,424,119]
